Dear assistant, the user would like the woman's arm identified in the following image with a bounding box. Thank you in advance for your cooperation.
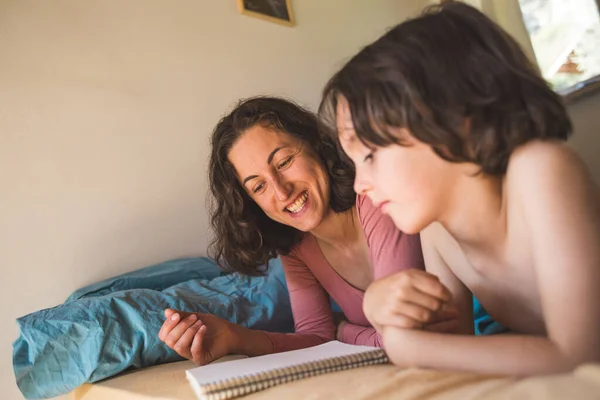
[337,322,382,346]
[333,196,428,347]
[260,252,337,352]
[159,251,337,364]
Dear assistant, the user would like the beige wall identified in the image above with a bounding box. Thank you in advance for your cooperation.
[568,94,600,181]
[0,1,425,398]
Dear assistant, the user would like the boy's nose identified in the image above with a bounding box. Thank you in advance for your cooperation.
[354,173,373,196]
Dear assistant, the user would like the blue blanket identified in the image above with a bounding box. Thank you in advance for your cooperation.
[13,257,294,399]
[473,296,509,335]
[13,256,503,399]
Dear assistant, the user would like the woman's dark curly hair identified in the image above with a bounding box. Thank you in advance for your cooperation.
[208,96,355,276]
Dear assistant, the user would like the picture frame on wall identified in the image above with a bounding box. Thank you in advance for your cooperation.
[237,0,295,27]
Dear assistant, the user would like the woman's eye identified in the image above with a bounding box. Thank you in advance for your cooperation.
[253,183,265,194]
[278,157,293,170]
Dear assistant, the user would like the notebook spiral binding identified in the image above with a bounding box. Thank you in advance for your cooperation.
[198,349,389,400]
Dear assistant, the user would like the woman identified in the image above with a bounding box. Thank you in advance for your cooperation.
[158,97,454,365]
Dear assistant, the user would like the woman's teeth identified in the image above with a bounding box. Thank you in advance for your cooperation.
[286,192,308,214]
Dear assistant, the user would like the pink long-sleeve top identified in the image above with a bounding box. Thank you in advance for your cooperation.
[264,195,425,352]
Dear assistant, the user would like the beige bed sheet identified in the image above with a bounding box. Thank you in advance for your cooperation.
[70,360,600,400]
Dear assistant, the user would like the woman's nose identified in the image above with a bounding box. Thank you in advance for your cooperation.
[272,176,292,201]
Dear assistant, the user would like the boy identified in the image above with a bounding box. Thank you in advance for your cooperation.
[319,2,600,375]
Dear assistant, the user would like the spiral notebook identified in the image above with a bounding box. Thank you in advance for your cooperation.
[185,341,389,400]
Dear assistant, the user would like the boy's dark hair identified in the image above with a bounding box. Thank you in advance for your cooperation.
[208,96,355,276]
[319,1,572,175]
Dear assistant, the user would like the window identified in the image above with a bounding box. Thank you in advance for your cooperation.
[519,0,600,98]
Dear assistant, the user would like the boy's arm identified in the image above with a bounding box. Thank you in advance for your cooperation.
[421,224,473,334]
[383,143,600,375]
[515,143,600,370]
[381,328,577,375]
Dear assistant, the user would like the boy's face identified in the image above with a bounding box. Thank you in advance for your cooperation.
[336,98,456,234]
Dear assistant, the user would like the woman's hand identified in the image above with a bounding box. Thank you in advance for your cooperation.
[363,270,456,332]
[158,309,239,366]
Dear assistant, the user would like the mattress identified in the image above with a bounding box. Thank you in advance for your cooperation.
[70,358,600,400]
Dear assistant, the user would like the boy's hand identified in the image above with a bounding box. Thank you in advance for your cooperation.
[363,270,455,332]
[158,309,237,365]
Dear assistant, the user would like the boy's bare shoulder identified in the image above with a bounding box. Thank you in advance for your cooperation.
[505,139,599,224]
[506,140,589,188]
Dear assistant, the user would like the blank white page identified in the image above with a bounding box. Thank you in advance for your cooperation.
[186,341,378,386]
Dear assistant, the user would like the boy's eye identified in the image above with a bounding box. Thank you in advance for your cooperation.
[363,151,375,163]
[277,156,293,170]
[253,182,265,194]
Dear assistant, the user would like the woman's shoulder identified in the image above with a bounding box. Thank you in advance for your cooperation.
[283,232,314,260]
[280,233,327,276]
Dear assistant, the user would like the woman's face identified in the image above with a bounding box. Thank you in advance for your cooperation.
[227,124,331,232]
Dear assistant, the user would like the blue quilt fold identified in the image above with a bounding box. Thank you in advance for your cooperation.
[13,257,293,399]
